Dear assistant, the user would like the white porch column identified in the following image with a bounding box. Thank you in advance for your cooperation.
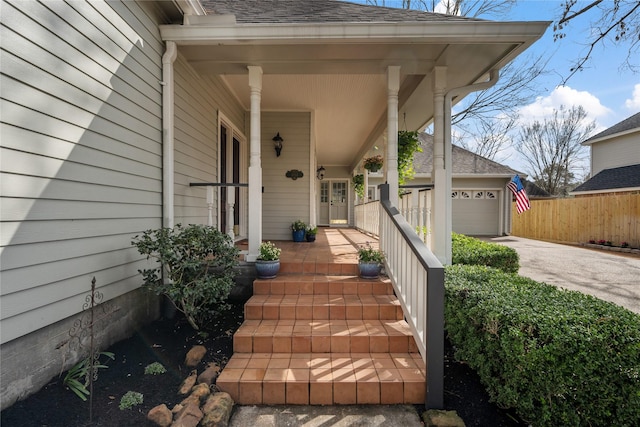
[363,168,369,203]
[386,66,400,207]
[162,41,177,229]
[247,66,263,261]
[432,66,449,264]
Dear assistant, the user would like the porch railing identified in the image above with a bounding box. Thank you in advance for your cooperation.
[378,184,444,409]
[398,185,432,246]
[354,200,380,237]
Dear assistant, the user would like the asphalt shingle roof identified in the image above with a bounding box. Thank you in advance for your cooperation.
[412,133,519,175]
[200,0,481,24]
[583,112,640,144]
[572,164,640,192]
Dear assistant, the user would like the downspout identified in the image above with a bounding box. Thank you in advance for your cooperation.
[442,69,499,262]
[162,41,178,229]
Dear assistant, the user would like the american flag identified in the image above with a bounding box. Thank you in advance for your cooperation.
[507,175,531,214]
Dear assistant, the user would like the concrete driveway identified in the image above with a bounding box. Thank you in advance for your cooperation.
[485,236,640,314]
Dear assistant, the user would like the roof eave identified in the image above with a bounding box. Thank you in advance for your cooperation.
[570,186,640,196]
[582,128,640,146]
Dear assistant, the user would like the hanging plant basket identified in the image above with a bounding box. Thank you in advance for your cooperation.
[364,155,383,172]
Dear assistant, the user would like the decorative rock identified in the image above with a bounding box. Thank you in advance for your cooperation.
[201,392,234,427]
[171,402,203,427]
[178,370,198,395]
[190,383,211,403]
[185,345,207,367]
[422,410,466,427]
[147,404,173,427]
[198,363,221,385]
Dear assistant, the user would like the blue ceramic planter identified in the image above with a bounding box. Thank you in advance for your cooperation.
[292,230,305,242]
[358,262,381,279]
[255,260,280,279]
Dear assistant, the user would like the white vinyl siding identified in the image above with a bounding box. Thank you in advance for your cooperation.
[0,0,164,345]
[261,112,311,240]
[591,133,640,176]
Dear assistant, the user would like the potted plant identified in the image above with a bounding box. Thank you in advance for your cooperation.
[364,155,383,172]
[306,225,318,242]
[357,244,384,279]
[255,241,281,279]
[291,220,306,242]
[352,174,364,199]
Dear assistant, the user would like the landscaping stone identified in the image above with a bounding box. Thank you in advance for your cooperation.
[198,363,221,385]
[148,404,173,427]
[423,409,466,427]
[201,392,234,427]
[185,345,207,367]
[171,402,203,427]
[179,370,198,395]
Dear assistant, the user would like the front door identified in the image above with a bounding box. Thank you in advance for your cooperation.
[318,180,349,225]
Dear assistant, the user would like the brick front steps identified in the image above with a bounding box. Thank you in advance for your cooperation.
[217,263,426,405]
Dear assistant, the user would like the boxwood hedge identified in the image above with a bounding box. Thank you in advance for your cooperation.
[451,233,519,273]
[445,264,640,427]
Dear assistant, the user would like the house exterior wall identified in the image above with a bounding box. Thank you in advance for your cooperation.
[0,0,168,408]
[259,112,311,240]
[172,54,246,226]
[591,131,640,176]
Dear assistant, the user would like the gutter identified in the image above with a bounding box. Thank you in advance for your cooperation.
[162,41,178,228]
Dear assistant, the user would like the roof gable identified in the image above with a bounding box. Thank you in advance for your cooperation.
[200,0,480,24]
[583,112,640,145]
[572,164,640,193]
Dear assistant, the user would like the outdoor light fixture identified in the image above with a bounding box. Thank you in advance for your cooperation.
[316,165,326,180]
[272,132,283,157]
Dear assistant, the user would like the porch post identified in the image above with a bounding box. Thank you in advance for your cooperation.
[363,168,369,203]
[386,66,400,207]
[432,66,448,264]
[162,41,177,229]
[247,66,263,262]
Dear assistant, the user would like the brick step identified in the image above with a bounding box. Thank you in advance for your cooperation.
[216,352,425,405]
[280,261,359,275]
[253,275,393,296]
[244,294,403,321]
[233,319,419,354]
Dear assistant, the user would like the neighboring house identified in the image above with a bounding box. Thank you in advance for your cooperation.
[0,0,546,407]
[572,112,640,196]
[366,134,521,236]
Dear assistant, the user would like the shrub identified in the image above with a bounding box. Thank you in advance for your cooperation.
[132,224,239,330]
[451,233,519,273]
[445,264,640,427]
[119,391,143,410]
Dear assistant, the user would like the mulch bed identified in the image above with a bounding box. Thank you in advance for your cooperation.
[1,299,524,427]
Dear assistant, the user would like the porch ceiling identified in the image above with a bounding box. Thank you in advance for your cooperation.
[162,20,549,169]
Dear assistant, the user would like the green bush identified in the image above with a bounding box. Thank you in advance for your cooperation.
[451,233,519,273]
[445,264,640,427]
[119,391,143,410]
[144,362,166,375]
[132,224,239,330]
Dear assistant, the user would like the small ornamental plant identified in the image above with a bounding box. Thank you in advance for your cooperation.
[598,239,606,245]
[258,241,281,261]
[357,244,384,264]
[144,362,166,375]
[621,241,629,248]
[306,225,318,236]
[119,391,143,410]
[363,155,383,171]
[291,220,306,231]
[588,239,596,244]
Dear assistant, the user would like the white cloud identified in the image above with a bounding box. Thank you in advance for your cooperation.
[624,83,640,112]
[517,86,611,126]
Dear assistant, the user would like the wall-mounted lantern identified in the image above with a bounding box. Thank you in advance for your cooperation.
[316,165,326,180]
[272,132,283,157]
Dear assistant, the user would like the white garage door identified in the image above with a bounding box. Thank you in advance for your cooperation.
[452,190,499,236]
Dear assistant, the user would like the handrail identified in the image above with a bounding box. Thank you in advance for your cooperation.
[379,184,444,409]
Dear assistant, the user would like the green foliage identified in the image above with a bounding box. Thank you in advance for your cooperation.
[352,174,365,199]
[357,244,384,263]
[364,155,383,170]
[62,352,115,401]
[132,224,239,330]
[445,264,640,427]
[144,362,167,375]
[119,391,143,410]
[398,130,422,185]
[451,233,519,273]
[291,220,306,231]
[258,241,281,261]
[306,225,318,235]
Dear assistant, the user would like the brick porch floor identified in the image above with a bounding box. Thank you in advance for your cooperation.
[217,228,426,405]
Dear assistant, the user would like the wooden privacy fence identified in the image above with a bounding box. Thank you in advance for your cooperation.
[511,193,640,248]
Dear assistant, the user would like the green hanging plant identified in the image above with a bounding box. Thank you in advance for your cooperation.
[398,130,421,185]
[352,174,365,199]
